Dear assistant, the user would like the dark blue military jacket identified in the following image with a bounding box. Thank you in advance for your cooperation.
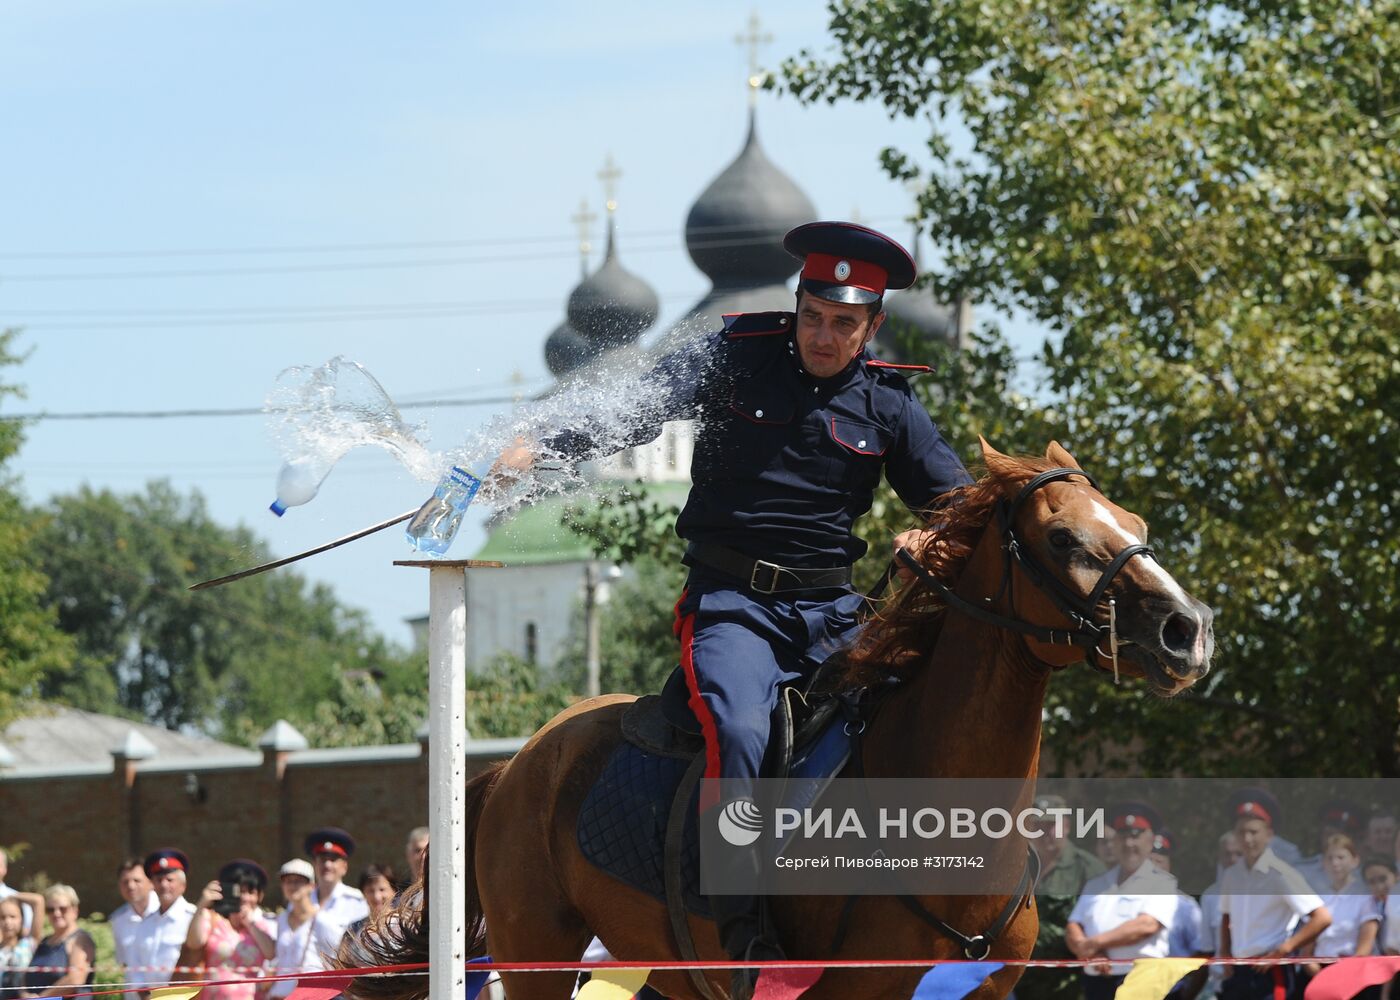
[547,310,972,568]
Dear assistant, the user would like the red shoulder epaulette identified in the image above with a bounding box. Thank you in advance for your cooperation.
[721,311,795,339]
[867,359,934,375]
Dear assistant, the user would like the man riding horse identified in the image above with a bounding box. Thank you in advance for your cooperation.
[489,221,971,997]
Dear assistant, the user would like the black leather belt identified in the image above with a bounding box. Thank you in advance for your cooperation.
[685,542,852,594]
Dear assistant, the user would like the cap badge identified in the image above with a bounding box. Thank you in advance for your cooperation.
[158,858,170,869]
[834,260,852,281]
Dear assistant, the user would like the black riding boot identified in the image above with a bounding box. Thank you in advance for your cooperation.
[711,893,785,1000]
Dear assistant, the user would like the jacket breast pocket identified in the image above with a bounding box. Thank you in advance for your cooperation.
[825,416,889,488]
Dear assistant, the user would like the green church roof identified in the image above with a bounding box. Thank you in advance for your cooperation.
[472,480,691,566]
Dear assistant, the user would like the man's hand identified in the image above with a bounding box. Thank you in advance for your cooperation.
[483,436,535,499]
[892,527,934,580]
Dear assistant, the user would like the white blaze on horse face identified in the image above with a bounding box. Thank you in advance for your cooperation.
[1086,498,1197,612]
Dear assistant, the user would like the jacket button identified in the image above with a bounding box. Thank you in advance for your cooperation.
[858,440,867,448]
[755,409,764,418]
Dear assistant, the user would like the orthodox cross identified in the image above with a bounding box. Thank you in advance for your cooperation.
[735,10,773,106]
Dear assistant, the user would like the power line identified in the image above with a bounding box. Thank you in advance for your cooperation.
[0,230,886,283]
[0,216,906,261]
[5,292,705,330]
[2,395,526,422]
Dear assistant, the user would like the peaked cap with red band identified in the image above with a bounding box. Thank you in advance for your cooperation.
[1228,786,1280,827]
[304,826,356,859]
[1109,800,1162,834]
[143,848,190,878]
[783,221,917,306]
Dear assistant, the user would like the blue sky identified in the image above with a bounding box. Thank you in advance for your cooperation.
[2,1,1045,645]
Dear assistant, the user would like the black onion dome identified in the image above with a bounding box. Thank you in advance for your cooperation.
[544,320,598,376]
[566,219,660,349]
[685,110,817,288]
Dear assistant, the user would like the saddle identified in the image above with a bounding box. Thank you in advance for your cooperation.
[582,666,857,1000]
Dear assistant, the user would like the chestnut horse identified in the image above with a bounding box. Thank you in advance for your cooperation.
[349,441,1214,1000]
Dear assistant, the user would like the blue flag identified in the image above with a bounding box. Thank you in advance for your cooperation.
[911,963,1005,1000]
[465,956,494,1000]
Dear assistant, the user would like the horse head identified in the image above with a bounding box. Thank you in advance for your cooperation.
[977,439,1214,696]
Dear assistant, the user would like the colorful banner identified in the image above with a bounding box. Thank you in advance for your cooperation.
[911,962,1006,999]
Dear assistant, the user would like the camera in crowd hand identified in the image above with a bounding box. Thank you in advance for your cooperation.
[212,880,241,918]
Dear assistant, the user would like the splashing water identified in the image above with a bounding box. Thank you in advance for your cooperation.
[265,357,439,499]
[264,329,713,521]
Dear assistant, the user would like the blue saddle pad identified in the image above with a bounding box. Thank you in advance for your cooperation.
[576,715,851,917]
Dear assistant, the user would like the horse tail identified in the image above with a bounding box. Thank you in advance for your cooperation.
[340,760,508,1000]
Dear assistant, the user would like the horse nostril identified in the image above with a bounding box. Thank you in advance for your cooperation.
[1160,612,1198,654]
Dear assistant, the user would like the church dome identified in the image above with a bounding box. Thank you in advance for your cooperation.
[566,219,660,349]
[684,111,816,288]
[543,320,599,376]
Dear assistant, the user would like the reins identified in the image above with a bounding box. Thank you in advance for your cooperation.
[895,467,1155,680]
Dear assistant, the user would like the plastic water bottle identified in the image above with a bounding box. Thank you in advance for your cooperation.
[404,463,489,555]
[269,455,332,517]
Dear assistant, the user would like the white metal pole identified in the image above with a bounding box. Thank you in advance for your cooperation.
[397,560,474,1000]
[428,564,467,1000]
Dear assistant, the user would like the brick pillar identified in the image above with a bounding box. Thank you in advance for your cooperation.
[258,720,308,891]
[111,730,158,859]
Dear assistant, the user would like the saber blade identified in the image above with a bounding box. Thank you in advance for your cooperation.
[190,507,420,591]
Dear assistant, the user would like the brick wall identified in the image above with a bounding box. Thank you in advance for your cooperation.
[0,738,517,917]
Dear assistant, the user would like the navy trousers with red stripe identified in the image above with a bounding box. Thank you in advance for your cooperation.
[673,570,866,958]
[674,570,866,789]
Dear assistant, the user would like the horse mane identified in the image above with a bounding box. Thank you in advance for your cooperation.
[835,454,1061,690]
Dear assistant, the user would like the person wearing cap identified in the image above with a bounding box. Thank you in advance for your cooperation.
[1218,789,1331,1000]
[487,220,971,988]
[183,860,276,1000]
[127,850,197,996]
[302,827,369,968]
[1066,803,1180,1000]
[267,859,339,1000]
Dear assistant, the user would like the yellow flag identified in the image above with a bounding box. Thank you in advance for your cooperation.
[149,987,204,1000]
[576,967,652,999]
[1114,959,1209,1000]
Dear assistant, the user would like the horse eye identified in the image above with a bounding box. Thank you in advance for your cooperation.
[1048,529,1076,550]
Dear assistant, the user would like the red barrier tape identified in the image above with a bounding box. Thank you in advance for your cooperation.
[8,955,1353,1000]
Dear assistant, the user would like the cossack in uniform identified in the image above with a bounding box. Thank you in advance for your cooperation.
[543,221,972,973]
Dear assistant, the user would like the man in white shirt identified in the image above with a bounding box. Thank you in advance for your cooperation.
[1219,790,1331,1000]
[127,849,198,997]
[1066,802,1180,1000]
[110,858,159,999]
[303,827,369,962]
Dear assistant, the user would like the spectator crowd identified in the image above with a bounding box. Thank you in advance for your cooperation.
[0,825,428,999]
[1032,788,1400,1000]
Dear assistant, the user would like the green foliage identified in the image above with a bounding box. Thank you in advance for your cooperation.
[554,555,688,696]
[782,0,1400,775]
[466,653,576,737]
[0,330,75,726]
[563,482,685,566]
[33,481,426,745]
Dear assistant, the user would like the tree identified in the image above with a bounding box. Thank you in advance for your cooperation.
[0,330,75,726]
[781,0,1399,775]
[34,481,426,744]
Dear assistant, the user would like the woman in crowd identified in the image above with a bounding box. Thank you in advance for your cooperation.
[22,885,94,997]
[1303,835,1380,975]
[0,891,45,991]
[268,860,339,1000]
[185,860,277,1000]
[358,865,397,924]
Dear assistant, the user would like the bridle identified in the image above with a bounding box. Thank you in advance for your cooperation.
[895,467,1156,679]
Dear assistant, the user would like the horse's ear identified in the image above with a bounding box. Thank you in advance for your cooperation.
[1045,441,1081,470]
[980,437,1022,484]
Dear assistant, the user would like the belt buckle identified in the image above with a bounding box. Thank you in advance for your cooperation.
[749,559,783,594]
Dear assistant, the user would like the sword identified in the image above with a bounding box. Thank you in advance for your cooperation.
[190,508,420,591]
